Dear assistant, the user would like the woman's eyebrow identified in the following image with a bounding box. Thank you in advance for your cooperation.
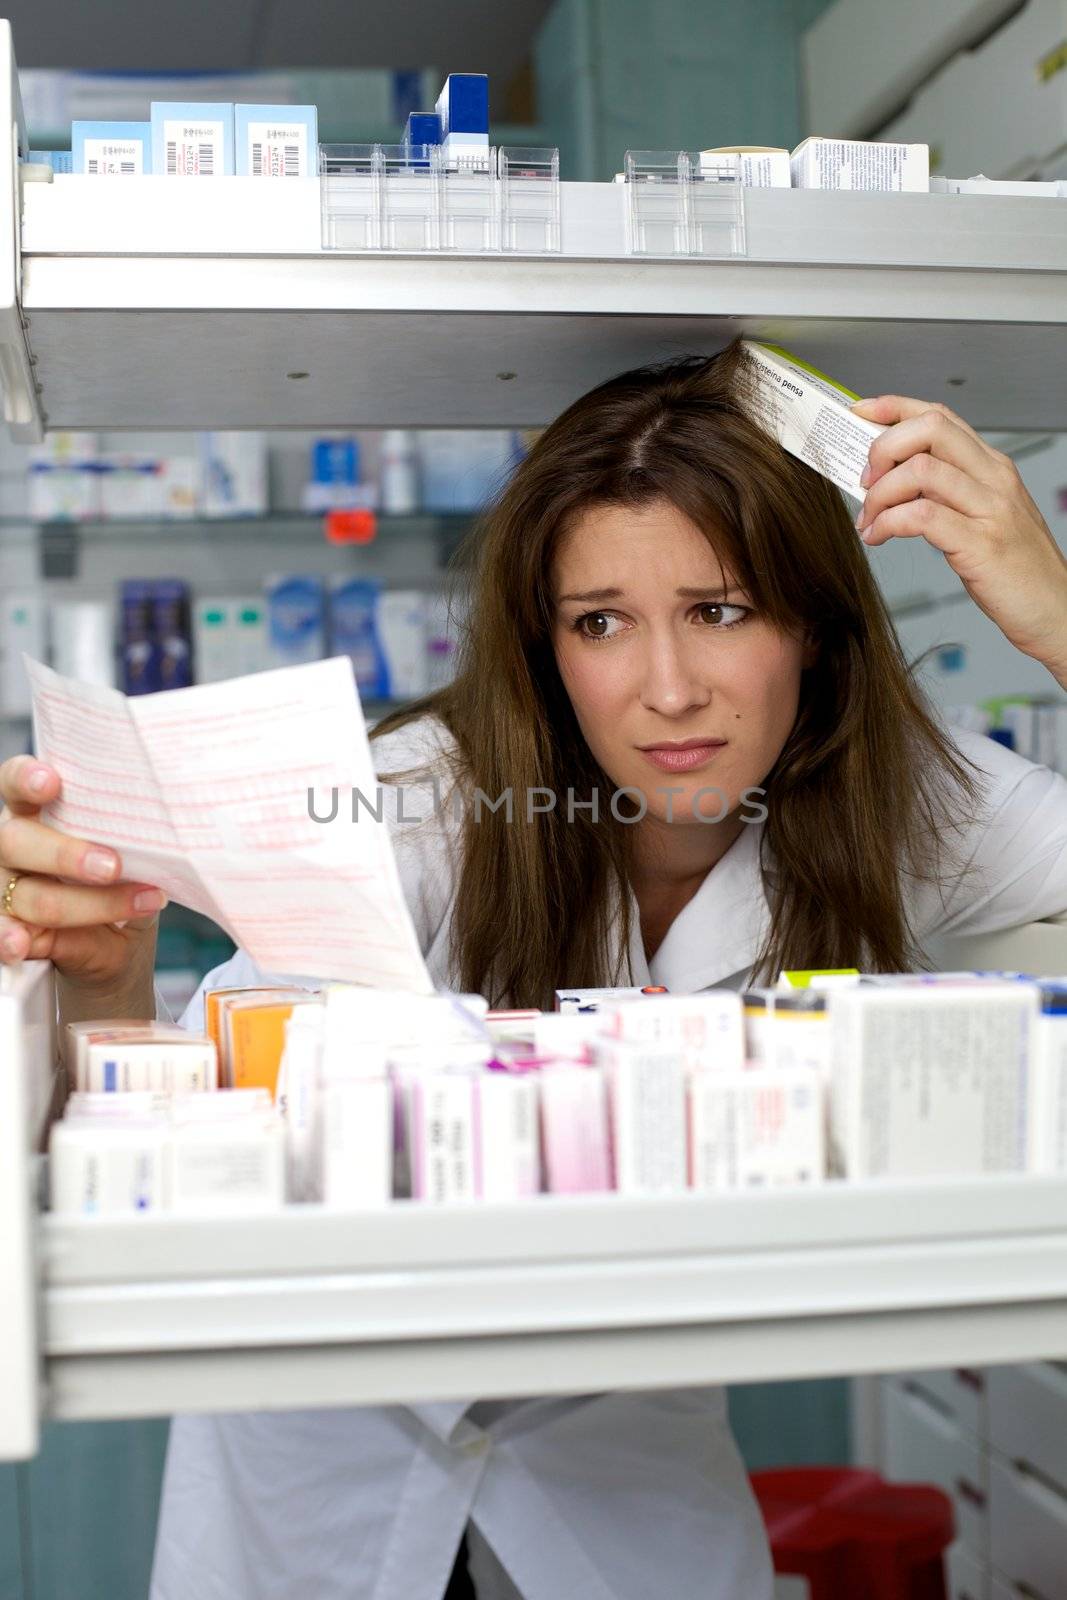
[556,587,624,604]
[557,584,746,604]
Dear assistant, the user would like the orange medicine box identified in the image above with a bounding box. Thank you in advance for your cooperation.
[205,985,307,1088]
[224,994,320,1101]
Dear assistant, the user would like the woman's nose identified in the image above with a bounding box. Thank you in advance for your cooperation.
[638,633,712,716]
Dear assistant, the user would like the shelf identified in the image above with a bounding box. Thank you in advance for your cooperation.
[35,512,470,541]
[37,1175,1067,1424]
[12,189,1067,435]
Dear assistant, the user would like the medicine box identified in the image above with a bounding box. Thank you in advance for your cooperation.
[266,574,327,667]
[328,577,388,698]
[701,146,790,187]
[168,1115,286,1214]
[474,1071,541,1200]
[235,104,318,177]
[27,149,73,173]
[790,136,929,191]
[151,102,235,176]
[408,1071,477,1202]
[435,72,489,147]
[599,1039,687,1194]
[405,112,442,148]
[50,1121,167,1214]
[689,1066,825,1189]
[740,340,883,502]
[199,432,269,517]
[377,590,429,698]
[72,121,151,175]
[540,1062,613,1193]
[829,983,1038,1178]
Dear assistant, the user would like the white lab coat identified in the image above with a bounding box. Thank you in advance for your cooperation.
[151,714,1067,1600]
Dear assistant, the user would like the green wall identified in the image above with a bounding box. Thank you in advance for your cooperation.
[536,0,835,180]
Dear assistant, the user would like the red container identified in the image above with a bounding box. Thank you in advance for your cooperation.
[751,1467,954,1600]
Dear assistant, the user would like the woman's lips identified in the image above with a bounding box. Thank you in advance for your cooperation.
[637,742,727,774]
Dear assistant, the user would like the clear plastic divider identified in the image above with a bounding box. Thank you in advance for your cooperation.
[623,150,690,257]
[320,144,379,251]
[380,144,440,251]
[688,150,746,257]
[498,147,561,254]
[439,146,498,252]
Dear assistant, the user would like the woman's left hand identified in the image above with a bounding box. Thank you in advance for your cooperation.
[852,394,1067,688]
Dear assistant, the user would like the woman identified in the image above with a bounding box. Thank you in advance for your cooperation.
[3,343,1067,1600]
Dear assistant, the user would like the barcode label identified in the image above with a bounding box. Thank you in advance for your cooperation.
[163,120,224,176]
[83,137,144,175]
[245,121,307,176]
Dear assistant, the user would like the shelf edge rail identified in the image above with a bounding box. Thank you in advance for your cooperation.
[0,958,58,1459]
[0,17,42,441]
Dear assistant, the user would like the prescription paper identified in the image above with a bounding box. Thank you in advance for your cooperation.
[739,340,884,501]
[27,655,433,992]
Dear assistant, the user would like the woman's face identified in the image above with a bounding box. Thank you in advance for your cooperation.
[551,498,810,826]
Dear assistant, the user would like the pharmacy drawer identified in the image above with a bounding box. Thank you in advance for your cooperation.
[989,1453,1067,1600]
[947,1540,988,1600]
[895,1366,987,1440]
[987,1363,1067,1493]
[885,1380,987,1556]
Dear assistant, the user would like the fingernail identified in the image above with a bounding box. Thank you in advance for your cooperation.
[859,464,872,488]
[854,508,866,530]
[27,766,50,795]
[1,932,23,959]
[133,889,168,913]
[84,848,118,882]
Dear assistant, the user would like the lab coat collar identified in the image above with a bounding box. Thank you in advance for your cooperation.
[623,820,770,993]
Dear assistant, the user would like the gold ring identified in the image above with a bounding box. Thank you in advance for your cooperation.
[1,873,20,918]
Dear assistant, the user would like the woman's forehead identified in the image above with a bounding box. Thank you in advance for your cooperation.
[553,499,738,587]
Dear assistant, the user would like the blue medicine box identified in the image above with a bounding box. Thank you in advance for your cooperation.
[28,149,73,173]
[235,104,318,176]
[404,112,442,148]
[72,121,151,174]
[151,102,235,176]
[435,74,489,136]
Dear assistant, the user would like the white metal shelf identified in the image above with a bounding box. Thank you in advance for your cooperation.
[0,3,1064,437]
[7,965,1067,1455]
[38,1175,1067,1425]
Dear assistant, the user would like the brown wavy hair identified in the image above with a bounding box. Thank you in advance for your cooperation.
[374,340,977,1007]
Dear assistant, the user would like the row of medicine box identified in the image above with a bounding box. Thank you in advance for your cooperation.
[61,104,320,177]
[41,74,490,179]
[48,974,1067,1214]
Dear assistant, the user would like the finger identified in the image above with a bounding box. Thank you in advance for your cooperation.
[852,394,984,444]
[5,873,168,929]
[861,409,997,491]
[856,455,992,532]
[0,813,124,886]
[0,755,61,817]
[859,496,972,551]
[0,913,31,961]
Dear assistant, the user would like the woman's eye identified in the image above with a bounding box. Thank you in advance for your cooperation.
[696,601,748,628]
[577,611,624,641]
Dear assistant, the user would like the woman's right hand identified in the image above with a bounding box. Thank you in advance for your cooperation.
[0,754,168,994]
